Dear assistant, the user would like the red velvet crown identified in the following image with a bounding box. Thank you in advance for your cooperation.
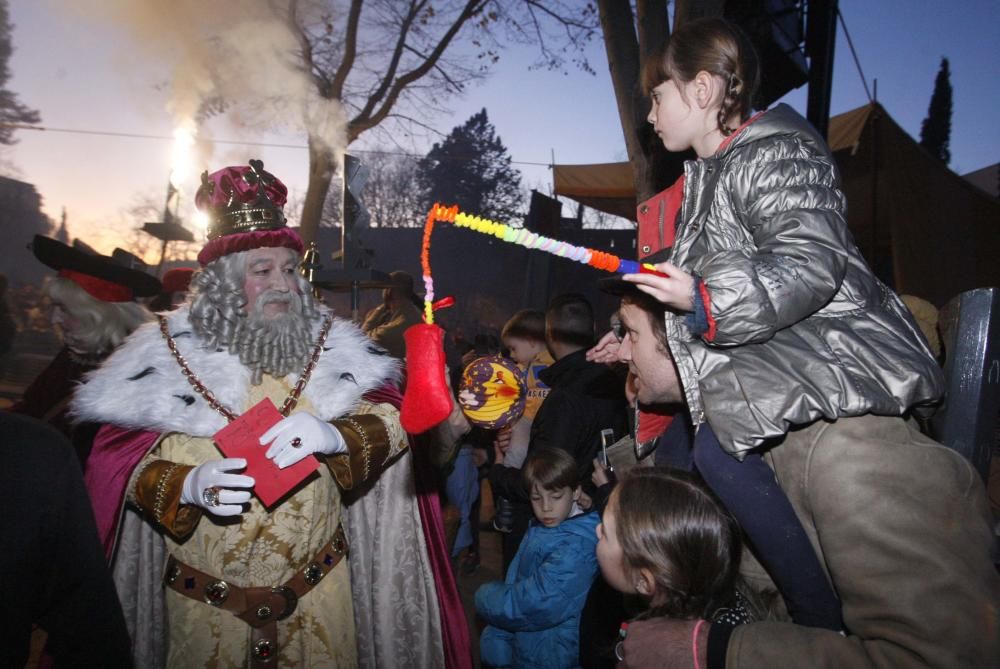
[195,159,303,266]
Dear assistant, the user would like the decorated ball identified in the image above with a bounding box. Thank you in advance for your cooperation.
[458,355,526,429]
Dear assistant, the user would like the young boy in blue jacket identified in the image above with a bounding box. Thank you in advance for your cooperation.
[475,447,600,669]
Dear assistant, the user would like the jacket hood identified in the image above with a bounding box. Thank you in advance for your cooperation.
[532,509,600,541]
[720,104,829,161]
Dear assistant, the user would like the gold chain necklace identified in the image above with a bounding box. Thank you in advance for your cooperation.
[158,313,333,422]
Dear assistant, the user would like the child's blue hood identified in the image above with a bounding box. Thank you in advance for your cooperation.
[533,509,600,542]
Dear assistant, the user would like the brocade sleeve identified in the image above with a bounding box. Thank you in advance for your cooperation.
[325,401,407,490]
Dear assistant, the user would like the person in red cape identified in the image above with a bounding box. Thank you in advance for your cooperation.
[72,160,470,668]
[13,236,160,466]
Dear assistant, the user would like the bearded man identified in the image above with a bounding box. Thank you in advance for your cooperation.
[72,161,453,668]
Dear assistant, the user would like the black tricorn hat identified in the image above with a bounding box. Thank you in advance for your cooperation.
[31,235,162,300]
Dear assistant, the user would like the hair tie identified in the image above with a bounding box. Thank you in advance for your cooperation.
[692,619,705,669]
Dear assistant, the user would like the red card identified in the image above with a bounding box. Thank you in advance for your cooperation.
[213,398,319,508]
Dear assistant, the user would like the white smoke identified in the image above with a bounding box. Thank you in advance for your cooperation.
[56,1,346,177]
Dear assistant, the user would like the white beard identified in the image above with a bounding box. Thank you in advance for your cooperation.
[230,290,313,384]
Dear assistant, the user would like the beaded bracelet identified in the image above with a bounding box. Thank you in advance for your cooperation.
[342,417,372,482]
[127,457,156,506]
[153,463,181,523]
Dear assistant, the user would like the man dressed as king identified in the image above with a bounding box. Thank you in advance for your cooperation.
[72,160,455,668]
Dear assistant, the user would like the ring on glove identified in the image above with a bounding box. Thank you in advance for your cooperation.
[202,486,222,507]
[290,436,303,448]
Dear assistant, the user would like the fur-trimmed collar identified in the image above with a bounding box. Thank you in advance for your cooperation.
[71,306,401,437]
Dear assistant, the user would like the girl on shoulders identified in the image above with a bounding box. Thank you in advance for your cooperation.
[590,17,941,634]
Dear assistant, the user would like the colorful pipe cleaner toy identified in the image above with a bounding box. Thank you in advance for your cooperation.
[398,203,667,434]
[416,203,668,325]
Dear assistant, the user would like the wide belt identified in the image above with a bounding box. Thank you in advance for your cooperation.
[163,525,348,667]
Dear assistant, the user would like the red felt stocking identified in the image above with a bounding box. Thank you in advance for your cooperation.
[400,323,453,434]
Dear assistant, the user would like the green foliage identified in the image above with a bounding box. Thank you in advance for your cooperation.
[918,57,952,164]
[0,0,40,145]
[417,108,524,222]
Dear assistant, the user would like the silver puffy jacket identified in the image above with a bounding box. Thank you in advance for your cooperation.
[664,104,943,457]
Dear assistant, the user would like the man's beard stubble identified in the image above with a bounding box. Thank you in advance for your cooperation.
[231,290,314,385]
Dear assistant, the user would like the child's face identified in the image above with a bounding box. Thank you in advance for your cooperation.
[647,78,703,153]
[503,335,545,366]
[530,483,579,528]
[595,494,638,595]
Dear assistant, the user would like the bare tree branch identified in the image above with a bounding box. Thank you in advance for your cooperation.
[348,0,487,140]
[330,0,365,98]
[286,0,599,242]
[354,1,426,122]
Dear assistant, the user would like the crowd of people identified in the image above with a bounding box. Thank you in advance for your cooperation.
[1,16,997,669]
[433,17,995,669]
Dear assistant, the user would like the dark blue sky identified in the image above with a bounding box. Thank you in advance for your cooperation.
[4,0,997,252]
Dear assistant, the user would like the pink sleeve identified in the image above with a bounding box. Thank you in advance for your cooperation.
[83,424,160,561]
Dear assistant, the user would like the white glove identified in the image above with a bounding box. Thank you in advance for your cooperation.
[260,412,347,469]
[180,458,255,517]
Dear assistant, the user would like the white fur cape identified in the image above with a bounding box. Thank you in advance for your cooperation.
[71,305,401,435]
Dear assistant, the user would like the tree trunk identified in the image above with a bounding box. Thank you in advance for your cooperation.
[298,135,339,246]
[598,0,648,204]
[598,0,673,205]
[597,0,727,209]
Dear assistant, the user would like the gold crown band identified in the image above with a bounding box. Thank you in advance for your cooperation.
[206,207,287,240]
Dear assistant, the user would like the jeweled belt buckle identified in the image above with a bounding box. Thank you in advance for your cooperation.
[253,638,276,662]
[332,530,347,555]
[303,562,324,586]
[271,585,298,620]
[204,580,230,606]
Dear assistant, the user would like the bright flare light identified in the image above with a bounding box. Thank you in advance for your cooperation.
[192,210,211,230]
[169,122,197,189]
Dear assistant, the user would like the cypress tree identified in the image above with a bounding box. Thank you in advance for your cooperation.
[918,57,952,164]
[417,109,524,223]
[0,0,41,145]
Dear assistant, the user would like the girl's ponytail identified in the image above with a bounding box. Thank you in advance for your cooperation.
[717,72,746,136]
